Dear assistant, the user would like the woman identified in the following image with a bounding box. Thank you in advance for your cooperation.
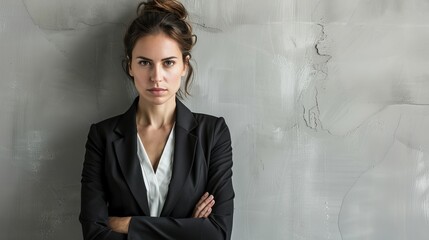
[79,0,234,239]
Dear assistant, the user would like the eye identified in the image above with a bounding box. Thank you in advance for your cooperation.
[164,60,175,67]
[138,60,151,67]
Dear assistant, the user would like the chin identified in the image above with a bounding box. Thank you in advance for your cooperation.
[140,94,176,106]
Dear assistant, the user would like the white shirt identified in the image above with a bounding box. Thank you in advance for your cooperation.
[136,126,175,217]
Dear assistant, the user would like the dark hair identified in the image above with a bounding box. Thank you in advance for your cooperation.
[122,0,197,99]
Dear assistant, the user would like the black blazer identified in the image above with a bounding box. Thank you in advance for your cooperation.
[79,98,234,240]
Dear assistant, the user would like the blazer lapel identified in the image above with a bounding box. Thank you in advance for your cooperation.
[113,98,150,216]
[160,99,198,216]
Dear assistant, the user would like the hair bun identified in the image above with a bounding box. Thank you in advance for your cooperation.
[138,0,188,20]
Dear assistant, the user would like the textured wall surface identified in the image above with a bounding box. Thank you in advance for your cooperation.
[1,0,428,239]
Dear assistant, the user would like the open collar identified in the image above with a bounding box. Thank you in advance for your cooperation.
[112,97,198,216]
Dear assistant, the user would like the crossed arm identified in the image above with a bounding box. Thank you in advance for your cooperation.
[107,192,216,234]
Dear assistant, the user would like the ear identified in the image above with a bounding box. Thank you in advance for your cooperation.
[127,56,134,77]
[182,55,190,77]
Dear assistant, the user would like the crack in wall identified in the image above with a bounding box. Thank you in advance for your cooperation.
[302,22,333,134]
[302,89,321,130]
[302,88,333,135]
[301,22,332,134]
[314,23,332,81]
[192,21,223,33]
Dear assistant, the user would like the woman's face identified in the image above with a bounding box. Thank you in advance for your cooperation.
[129,33,187,106]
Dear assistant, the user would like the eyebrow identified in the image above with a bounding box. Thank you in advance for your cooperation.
[136,56,178,61]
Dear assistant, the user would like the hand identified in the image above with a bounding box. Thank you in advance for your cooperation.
[108,216,131,234]
[192,192,215,218]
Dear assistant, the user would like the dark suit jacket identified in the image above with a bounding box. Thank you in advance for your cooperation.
[79,98,234,240]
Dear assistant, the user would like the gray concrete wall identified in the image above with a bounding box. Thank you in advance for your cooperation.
[1,0,428,239]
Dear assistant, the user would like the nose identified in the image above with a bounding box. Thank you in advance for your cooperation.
[150,65,163,82]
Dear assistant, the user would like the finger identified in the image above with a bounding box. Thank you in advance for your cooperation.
[196,192,209,207]
[201,194,214,206]
[198,199,215,218]
[194,200,209,218]
[202,206,213,218]
[194,202,207,217]
[198,195,214,213]
[193,194,215,218]
[200,200,215,218]
[196,194,213,212]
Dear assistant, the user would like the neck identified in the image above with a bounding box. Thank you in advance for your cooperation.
[136,98,176,129]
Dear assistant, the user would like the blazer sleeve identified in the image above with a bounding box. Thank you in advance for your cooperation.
[127,117,234,240]
[80,118,234,240]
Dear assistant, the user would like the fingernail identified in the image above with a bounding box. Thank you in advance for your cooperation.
[209,195,214,200]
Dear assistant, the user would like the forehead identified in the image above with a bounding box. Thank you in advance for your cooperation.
[132,33,182,59]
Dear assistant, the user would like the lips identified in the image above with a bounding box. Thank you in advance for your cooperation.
[148,87,166,91]
[147,87,167,95]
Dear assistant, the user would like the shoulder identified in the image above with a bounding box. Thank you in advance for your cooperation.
[176,99,230,134]
[191,112,231,144]
[89,98,137,136]
[92,113,123,131]
[192,112,228,130]
[176,99,230,135]
[86,114,121,136]
[86,112,127,142]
